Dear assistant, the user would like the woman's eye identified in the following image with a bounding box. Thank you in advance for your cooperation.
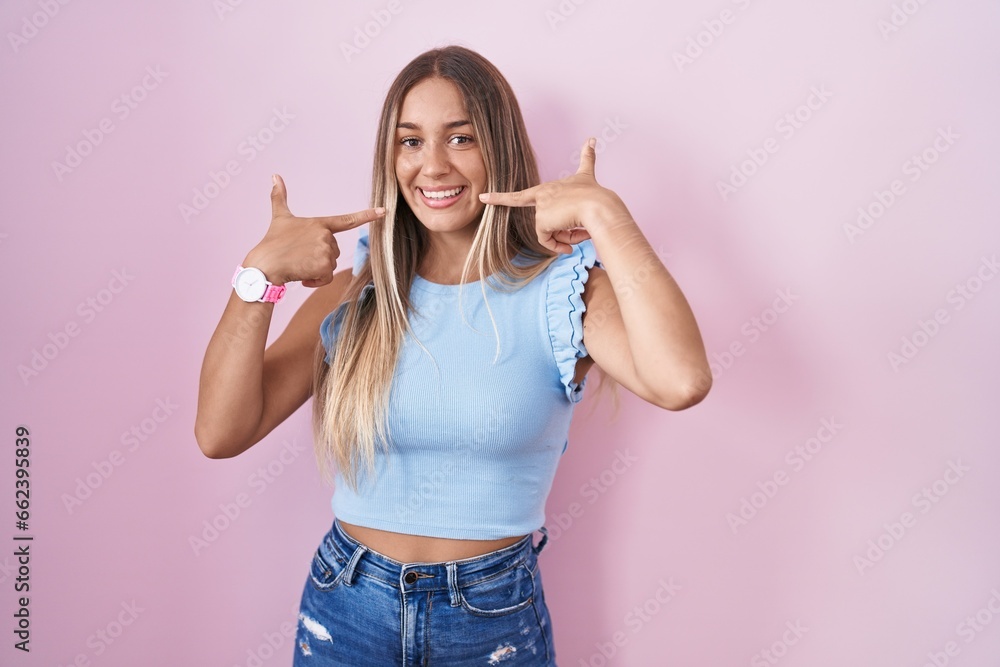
[399,135,472,148]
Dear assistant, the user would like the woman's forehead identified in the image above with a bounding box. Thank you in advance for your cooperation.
[398,78,468,125]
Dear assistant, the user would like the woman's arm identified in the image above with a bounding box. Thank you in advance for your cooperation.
[480,138,711,410]
[194,267,352,459]
[194,174,385,458]
[582,221,710,411]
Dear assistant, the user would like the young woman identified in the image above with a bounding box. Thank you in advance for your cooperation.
[196,45,710,666]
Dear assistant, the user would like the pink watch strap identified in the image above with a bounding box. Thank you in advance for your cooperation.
[261,284,286,303]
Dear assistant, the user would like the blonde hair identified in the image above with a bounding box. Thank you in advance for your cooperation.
[312,45,619,492]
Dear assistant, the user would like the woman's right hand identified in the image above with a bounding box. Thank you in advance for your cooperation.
[243,174,385,288]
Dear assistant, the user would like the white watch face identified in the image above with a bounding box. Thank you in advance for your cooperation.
[235,267,267,302]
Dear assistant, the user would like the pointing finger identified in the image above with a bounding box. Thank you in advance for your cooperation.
[576,137,597,177]
[479,186,538,207]
[314,206,386,233]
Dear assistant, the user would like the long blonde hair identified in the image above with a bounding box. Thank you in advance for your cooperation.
[312,45,618,492]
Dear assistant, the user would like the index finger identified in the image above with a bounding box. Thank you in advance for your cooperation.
[479,186,538,207]
[312,206,386,232]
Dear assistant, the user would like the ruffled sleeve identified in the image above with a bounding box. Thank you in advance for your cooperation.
[352,227,370,277]
[319,229,373,365]
[319,280,374,365]
[319,303,348,366]
[545,239,605,403]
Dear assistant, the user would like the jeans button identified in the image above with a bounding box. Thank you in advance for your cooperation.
[404,571,417,584]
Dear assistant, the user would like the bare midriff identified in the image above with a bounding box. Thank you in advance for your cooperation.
[337,520,528,564]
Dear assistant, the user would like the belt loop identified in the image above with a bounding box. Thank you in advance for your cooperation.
[533,526,549,555]
[446,562,461,607]
[343,543,367,587]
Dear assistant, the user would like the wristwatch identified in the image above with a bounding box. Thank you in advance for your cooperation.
[232,265,286,303]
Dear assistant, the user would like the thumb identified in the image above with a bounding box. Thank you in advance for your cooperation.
[271,174,291,218]
[576,137,596,177]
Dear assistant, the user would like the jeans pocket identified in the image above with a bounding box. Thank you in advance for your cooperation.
[458,561,535,618]
[308,535,348,593]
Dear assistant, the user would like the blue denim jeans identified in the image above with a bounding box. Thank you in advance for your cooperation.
[292,518,557,666]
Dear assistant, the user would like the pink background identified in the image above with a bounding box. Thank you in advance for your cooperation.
[3,1,999,665]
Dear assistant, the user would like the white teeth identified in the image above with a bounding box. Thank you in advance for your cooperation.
[421,186,463,200]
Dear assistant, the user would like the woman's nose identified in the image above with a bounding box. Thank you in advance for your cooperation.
[420,142,451,178]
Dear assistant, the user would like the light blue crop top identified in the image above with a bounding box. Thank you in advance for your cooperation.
[318,227,604,540]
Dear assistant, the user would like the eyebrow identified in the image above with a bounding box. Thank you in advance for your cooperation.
[396,119,471,130]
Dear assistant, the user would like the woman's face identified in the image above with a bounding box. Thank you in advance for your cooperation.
[394,77,488,233]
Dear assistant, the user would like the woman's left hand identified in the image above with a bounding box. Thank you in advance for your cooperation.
[478,137,632,254]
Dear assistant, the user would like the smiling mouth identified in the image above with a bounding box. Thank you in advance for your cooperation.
[419,186,465,201]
